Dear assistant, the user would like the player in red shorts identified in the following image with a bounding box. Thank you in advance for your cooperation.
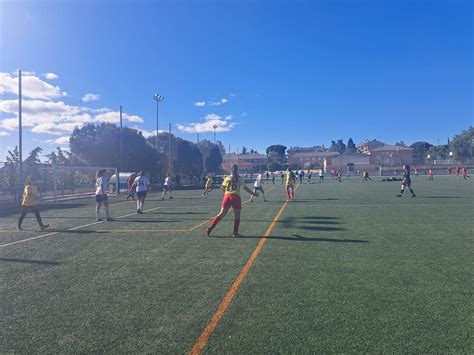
[205,164,257,238]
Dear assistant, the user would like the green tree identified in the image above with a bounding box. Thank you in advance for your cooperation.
[197,140,223,174]
[346,138,356,153]
[329,139,346,154]
[449,127,473,163]
[266,145,287,164]
[410,141,433,164]
[173,139,204,177]
[71,123,162,179]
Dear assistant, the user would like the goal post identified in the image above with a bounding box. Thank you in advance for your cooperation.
[39,165,119,203]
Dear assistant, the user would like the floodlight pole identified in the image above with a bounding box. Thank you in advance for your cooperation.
[168,123,172,174]
[154,93,164,150]
[213,124,217,144]
[18,70,23,203]
[119,105,123,193]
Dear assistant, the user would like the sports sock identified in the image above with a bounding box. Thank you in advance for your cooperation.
[105,206,110,219]
[399,189,404,195]
[209,215,221,230]
[96,206,100,219]
[409,189,415,195]
[137,200,140,211]
[140,201,144,212]
[233,218,241,234]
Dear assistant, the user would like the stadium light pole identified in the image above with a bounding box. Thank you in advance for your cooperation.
[119,105,123,171]
[18,70,23,203]
[168,123,172,174]
[153,93,164,150]
[213,124,217,144]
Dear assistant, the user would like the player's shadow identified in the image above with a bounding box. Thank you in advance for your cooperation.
[148,212,209,215]
[209,234,367,243]
[418,196,468,199]
[0,257,62,265]
[114,219,181,223]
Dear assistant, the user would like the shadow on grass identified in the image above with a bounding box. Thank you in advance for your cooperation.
[418,196,469,199]
[0,257,62,265]
[209,234,367,243]
[113,219,181,223]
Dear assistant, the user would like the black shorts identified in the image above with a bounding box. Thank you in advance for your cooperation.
[402,178,411,186]
[254,186,264,193]
[96,194,108,203]
[137,191,147,198]
[163,185,171,191]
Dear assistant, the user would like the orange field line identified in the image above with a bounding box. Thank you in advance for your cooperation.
[189,185,294,355]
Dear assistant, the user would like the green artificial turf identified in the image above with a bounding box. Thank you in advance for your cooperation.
[0,176,472,353]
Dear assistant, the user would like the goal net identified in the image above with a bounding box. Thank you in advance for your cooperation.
[38,166,119,203]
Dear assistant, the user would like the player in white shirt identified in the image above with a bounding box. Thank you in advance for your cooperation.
[250,172,267,202]
[132,170,150,214]
[95,169,112,221]
[162,174,173,200]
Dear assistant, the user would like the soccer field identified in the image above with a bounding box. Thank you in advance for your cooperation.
[1,176,472,353]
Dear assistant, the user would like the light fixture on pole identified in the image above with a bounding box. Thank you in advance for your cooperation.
[153,93,164,150]
[213,124,217,144]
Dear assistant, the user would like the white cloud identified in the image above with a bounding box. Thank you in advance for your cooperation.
[0,72,65,100]
[204,113,221,121]
[82,93,100,102]
[177,113,235,134]
[0,71,145,138]
[209,98,228,106]
[0,131,9,136]
[43,136,70,145]
[194,97,229,107]
[44,73,58,80]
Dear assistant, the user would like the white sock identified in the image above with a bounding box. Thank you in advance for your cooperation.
[96,206,100,219]
[140,201,144,212]
[105,206,110,219]
[137,200,140,211]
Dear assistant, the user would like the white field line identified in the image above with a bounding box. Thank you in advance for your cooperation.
[0,205,164,248]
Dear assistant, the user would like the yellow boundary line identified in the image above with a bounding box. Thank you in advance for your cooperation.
[189,185,296,355]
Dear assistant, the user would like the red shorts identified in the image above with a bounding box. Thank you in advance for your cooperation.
[221,194,242,210]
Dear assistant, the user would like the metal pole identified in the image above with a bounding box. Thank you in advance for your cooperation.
[156,100,159,150]
[18,70,23,203]
[168,123,172,174]
[119,105,123,193]
[119,105,123,169]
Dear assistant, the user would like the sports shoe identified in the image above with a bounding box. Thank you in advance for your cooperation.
[169,196,173,199]
[96,218,103,221]
[40,224,50,231]
[396,194,402,197]
[412,194,416,198]
[106,218,114,221]
[205,227,212,237]
[17,225,22,231]
[232,233,242,238]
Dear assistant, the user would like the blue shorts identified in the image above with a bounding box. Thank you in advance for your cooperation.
[137,191,147,198]
[95,194,108,203]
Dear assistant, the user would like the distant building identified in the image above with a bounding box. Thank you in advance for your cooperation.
[222,153,268,172]
[287,151,339,170]
[369,144,414,167]
[357,139,385,154]
[329,153,372,172]
[287,146,326,155]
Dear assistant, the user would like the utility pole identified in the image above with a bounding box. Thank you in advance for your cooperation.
[168,123,172,174]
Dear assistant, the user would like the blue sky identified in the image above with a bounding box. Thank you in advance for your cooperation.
[0,0,472,161]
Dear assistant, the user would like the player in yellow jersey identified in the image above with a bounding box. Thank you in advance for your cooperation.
[285,168,296,201]
[205,165,257,237]
[202,174,214,197]
[17,176,49,231]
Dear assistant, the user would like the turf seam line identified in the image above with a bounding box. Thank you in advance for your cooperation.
[189,185,295,355]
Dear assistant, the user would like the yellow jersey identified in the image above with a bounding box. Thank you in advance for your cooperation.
[222,176,244,195]
[205,177,213,188]
[286,171,294,186]
[22,184,38,207]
